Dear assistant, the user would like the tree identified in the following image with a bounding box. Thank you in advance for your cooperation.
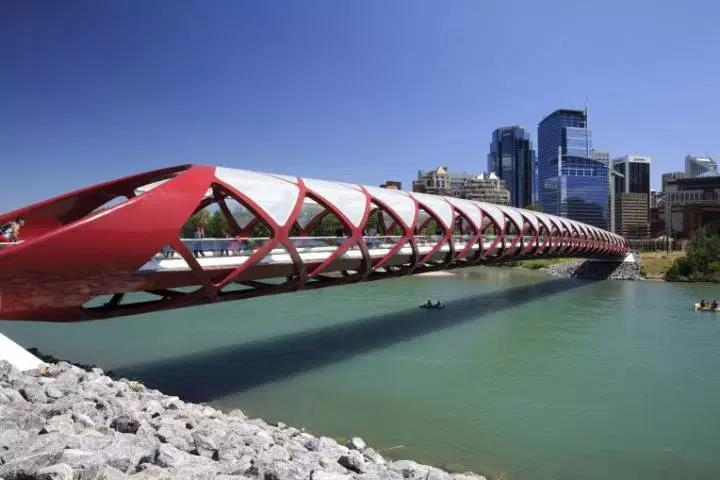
[205,209,229,237]
[181,209,211,237]
[316,214,344,236]
[524,203,540,211]
[250,222,271,238]
[666,227,720,281]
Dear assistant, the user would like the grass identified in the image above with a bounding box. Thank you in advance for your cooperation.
[638,250,685,279]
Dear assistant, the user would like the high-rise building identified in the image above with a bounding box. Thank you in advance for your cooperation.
[487,126,535,208]
[611,155,651,239]
[662,171,686,192]
[685,155,717,177]
[460,173,510,205]
[412,166,510,205]
[537,108,608,228]
[379,181,402,190]
[612,155,651,195]
[613,193,650,240]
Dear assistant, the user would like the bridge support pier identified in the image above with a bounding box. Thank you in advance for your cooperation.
[584,252,637,264]
[0,333,43,371]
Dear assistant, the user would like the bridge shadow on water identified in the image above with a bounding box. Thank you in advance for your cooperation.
[115,277,590,402]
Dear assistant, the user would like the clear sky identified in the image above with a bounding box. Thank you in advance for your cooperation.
[2,0,719,212]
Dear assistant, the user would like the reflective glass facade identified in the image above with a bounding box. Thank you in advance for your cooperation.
[630,162,650,193]
[612,155,651,194]
[614,162,626,194]
[610,155,651,238]
[487,126,535,207]
[537,109,608,228]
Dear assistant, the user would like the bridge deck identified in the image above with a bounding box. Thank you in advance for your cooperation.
[139,235,540,273]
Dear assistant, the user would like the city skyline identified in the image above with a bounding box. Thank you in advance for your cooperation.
[2,1,720,212]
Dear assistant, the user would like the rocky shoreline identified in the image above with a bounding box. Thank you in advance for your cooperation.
[543,255,642,281]
[0,360,485,480]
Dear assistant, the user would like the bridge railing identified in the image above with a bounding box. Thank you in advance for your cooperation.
[170,234,546,262]
[149,234,572,264]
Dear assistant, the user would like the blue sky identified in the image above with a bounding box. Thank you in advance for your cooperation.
[2,0,719,211]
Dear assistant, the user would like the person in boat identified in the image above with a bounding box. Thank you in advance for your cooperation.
[0,217,24,243]
[425,299,433,307]
[712,300,718,309]
[435,301,442,308]
[700,299,707,308]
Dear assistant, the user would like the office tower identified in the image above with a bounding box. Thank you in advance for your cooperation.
[685,155,717,177]
[612,155,651,194]
[592,150,610,171]
[613,194,650,239]
[537,108,608,228]
[487,126,535,207]
[611,155,651,239]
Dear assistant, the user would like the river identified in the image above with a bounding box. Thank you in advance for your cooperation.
[2,267,720,479]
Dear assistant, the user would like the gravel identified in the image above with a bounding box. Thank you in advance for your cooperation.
[0,360,486,480]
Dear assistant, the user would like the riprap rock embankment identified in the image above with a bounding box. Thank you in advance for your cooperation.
[544,255,642,281]
[0,360,485,480]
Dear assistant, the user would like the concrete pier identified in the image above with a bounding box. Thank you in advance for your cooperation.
[0,332,43,371]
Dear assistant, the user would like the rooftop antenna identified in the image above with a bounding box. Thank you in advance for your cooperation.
[585,97,591,158]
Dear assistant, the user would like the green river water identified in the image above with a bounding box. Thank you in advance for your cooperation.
[3,267,720,479]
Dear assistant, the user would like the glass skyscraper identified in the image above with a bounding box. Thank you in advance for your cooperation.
[610,155,651,238]
[487,126,535,208]
[612,155,651,195]
[537,109,609,228]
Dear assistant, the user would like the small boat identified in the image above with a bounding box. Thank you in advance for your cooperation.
[694,303,720,312]
[419,303,445,310]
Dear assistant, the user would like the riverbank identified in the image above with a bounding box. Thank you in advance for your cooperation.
[543,257,642,280]
[508,252,686,281]
[638,251,685,280]
[0,359,485,480]
[500,256,641,281]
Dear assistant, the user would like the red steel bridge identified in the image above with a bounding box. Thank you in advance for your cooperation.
[0,165,628,322]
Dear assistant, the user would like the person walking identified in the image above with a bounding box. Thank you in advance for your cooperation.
[193,224,206,257]
[0,217,25,243]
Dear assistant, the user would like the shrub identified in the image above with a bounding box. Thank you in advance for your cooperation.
[666,228,720,282]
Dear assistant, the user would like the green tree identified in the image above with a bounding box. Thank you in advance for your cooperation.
[250,222,271,238]
[666,228,720,281]
[205,209,229,237]
[181,209,211,237]
[418,219,441,235]
[524,203,540,211]
[308,213,344,236]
